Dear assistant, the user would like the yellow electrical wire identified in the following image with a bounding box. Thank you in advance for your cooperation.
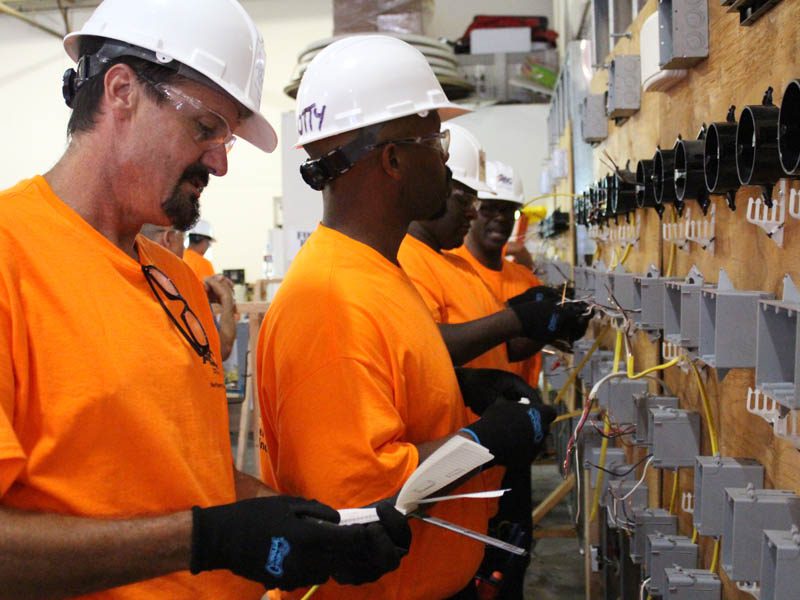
[588,413,612,523]
[668,470,679,514]
[552,407,601,425]
[689,360,719,456]
[665,242,676,278]
[301,585,319,600]
[626,355,682,380]
[619,243,633,266]
[609,247,620,269]
[613,330,623,373]
[710,538,720,573]
[551,330,608,408]
[691,527,698,544]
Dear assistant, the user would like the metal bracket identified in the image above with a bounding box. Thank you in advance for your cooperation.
[746,179,787,247]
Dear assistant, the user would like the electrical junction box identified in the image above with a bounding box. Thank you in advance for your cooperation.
[664,567,722,599]
[606,479,649,529]
[582,93,608,143]
[607,55,641,119]
[609,269,639,314]
[631,508,677,564]
[634,272,681,331]
[578,350,614,391]
[645,534,698,597]
[658,0,709,69]
[586,447,634,506]
[594,268,615,308]
[541,259,570,288]
[576,417,603,459]
[755,276,800,409]
[573,266,590,298]
[633,393,680,446]
[541,353,568,393]
[721,487,800,583]
[760,526,800,600]
[663,266,708,349]
[693,456,764,537]
[650,408,701,468]
[697,270,773,376]
[597,378,649,425]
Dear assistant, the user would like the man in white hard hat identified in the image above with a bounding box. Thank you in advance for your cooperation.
[398,127,588,599]
[0,2,410,598]
[257,35,564,600]
[184,219,218,280]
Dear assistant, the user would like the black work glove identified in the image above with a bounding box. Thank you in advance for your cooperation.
[552,301,592,345]
[461,401,557,465]
[509,296,592,346]
[507,285,564,307]
[455,367,543,416]
[191,496,410,590]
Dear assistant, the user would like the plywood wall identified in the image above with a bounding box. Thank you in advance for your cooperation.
[584,1,800,597]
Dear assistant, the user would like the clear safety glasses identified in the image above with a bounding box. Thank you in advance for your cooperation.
[140,76,237,153]
[368,129,450,157]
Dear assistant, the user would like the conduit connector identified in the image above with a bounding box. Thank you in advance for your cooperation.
[705,105,740,211]
[675,124,710,214]
[654,139,682,214]
[778,78,800,177]
[737,87,783,208]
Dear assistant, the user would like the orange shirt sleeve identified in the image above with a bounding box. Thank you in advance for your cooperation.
[398,240,446,322]
[265,355,419,508]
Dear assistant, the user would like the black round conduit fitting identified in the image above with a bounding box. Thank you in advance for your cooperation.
[609,167,637,218]
[576,191,589,227]
[736,87,783,208]
[779,79,800,176]
[587,184,600,226]
[653,140,682,214]
[675,125,710,214]
[601,175,616,222]
[636,159,663,218]
[704,106,739,211]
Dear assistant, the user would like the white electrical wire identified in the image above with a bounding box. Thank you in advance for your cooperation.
[640,577,651,600]
[620,455,654,502]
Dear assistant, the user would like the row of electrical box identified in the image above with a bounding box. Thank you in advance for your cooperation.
[574,266,800,386]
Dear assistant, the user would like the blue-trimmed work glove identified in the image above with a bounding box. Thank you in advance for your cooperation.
[461,401,556,465]
[191,496,410,589]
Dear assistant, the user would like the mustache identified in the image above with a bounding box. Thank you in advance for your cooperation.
[181,164,210,188]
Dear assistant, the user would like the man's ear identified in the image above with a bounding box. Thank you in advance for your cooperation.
[103,63,139,120]
[380,144,403,181]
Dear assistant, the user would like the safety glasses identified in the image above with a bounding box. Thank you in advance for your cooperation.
[139,76,237,153]
[451,187,479,210]
[477,200,519,219]
[369,129,450,157]
[142,264,214,364]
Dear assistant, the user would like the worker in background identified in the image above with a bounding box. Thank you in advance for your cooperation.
[141,224,237,361]
[184,219,217,280]
[398,126,588,599]
[452,161,548,390]
[257,35,580,600]
[0,2,411,598]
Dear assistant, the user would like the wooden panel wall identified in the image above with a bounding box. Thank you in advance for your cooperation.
[584,2,800,598]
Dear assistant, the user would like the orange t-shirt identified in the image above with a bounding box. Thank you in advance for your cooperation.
[258,224,492,600]
[183,247,215,281]
[0,176,262,600]
[451,244,543,387]
[398,235,511,372]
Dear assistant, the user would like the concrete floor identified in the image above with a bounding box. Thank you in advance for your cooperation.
[230,403,585,599]
[525,464,584,599]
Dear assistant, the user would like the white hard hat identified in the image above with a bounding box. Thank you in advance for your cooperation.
[443,123,492,193]
[189,219,215,241]
[295,35,469,147]
[479,160,525,205]
[63,0,277,153]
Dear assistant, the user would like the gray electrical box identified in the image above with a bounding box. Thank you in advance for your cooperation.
[760,527,800,600]
[597,378,649,425]
[721,487,800,583]
[663,268,709,350]
[580,352,614,390]
[697,273,773,375]
[594,269,614,308]
[607,55,641,118]
[582,93,608,143]
[680,283,712,350]
[573,266,589,297]
[586,447,634,504]
[542,353,569,393]
[606,479,648,529]
[663,280,684,344]
[631,508,678,564]
[650,408,701,468]
[634,393,680,446]
[645,533,698,597]
[610,269,639,313]
[635,273,681,331]
[658,0,709,69]
[756,294,800,409]
[693,456,764,537]
[664,567,722,599]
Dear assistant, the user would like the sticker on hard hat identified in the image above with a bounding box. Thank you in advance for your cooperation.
[298,103,327,136]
